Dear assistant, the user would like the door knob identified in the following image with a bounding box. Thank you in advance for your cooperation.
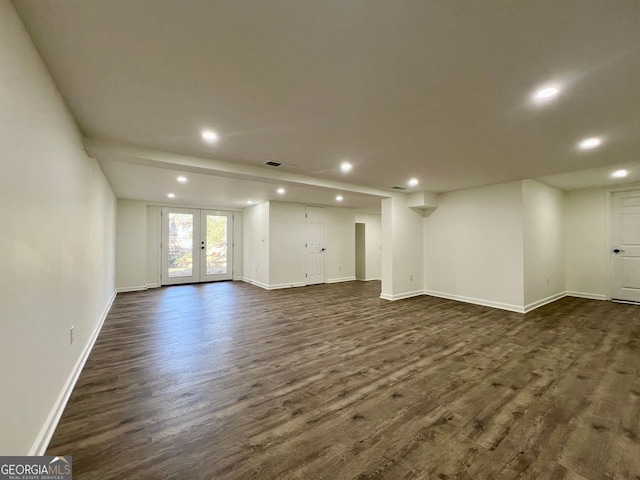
[613,248,625,254]
[321,248,326,252]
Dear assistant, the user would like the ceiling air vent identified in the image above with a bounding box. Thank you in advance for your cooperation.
[391,186,407,191]
[264,161,282,167]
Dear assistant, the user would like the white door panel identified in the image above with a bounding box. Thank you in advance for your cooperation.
[611,191,640,302]
[200,210,233,282]
[306,206,326,285]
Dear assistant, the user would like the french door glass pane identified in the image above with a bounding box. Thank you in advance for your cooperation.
[206,215,228,275]
[168,213,193,277]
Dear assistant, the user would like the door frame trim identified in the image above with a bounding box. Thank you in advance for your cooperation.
[160,206,235,285]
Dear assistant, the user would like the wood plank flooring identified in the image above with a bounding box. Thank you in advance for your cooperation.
[47,281,640,479]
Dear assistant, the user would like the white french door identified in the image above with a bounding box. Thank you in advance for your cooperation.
[161,207,233,285]
[610,190,640,302]
[305,206,326,285]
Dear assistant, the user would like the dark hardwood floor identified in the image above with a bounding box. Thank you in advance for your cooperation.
[47,281,640,479]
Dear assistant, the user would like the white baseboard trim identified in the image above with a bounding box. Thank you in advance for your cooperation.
[423,290,526,313]
[565,291,607,301]
[523,292,566,313]
[116,283,162,293]
[239,278,306,290]
[243,277,357,289]
[29,289,117,456]
[116,285,146,293]
[268,282,306,290]
[240,278,270,290]
[327,276,357,284]
[380,290,424,301]
[116,283,160,293]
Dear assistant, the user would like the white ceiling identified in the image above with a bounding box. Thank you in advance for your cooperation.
[89,139,387,212]
[12,0,640,206]
[537,160,640,191]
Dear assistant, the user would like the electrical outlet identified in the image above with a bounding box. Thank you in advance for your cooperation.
[339,265,342,271]
[409,274,413,281]
[547,278,550,285]
[70,326,74,345]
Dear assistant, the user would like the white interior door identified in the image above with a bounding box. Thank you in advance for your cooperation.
[161,207,233,285]
[610,190,640,302]
[305,206,326,285]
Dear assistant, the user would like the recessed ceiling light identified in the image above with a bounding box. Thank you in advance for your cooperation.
[408,178,419,187]
[277,188,285,195]
[201,129,219,143]
[612,169,628,178]
[336,195,343,202]
[340,161,353,173]
[177,176,187,183]
[578,137,602,150]
[167,193,175,198]
[247,200,253,204]
[533,84,561,103]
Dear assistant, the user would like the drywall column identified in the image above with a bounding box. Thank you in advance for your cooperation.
[355,223,366,280]
[146,205,161,287]
[354,214,382,280]
[564,188,607,299]
[325,207,356,283]
[381,193,424,300]
[116,199,148,291]
[522,180,565,309]
[242,202,270,287]
[269,202,305,287]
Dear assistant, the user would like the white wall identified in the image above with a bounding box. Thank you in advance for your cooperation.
[564,188,607,299]
[242,202,270,287]
[423,181,525,310]
[0,0,116,454]
[269,202,305,287]
[116,200,148,291]
[522,180,565,307]
[146,205,161,287]
[355,214,382,280]
[326,207,356,282]
[355,223,366,280]
[232,211,243,280]
[381,194,424,299]
[381,199,393,296]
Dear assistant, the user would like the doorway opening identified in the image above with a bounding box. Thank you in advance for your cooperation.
[161,207,233,285]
